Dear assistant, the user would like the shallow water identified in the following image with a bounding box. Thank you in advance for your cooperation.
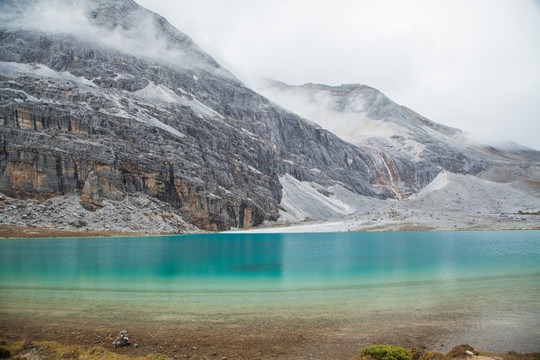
[1,230,539,352]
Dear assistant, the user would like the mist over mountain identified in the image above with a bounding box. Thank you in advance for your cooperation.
[1,0,538,233]
[257,80,539,195]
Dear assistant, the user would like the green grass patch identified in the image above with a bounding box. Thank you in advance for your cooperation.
[0,340,172,360]
[354,345,413,360]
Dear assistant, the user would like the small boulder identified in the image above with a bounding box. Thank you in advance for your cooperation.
[112,330,131,348]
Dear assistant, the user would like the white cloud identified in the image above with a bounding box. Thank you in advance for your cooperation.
[5,0,536,149]
[1,0,221,73]
[135,0,540,150]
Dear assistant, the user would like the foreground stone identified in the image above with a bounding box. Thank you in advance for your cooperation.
[111,330,131,348]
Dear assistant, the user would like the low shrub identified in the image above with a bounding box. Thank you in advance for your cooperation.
[360,345,413,360]
[447,344,478,358]
[147,354,171,360]
[420,351,447,360]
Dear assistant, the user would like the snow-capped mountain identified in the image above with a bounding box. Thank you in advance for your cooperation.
[0,0,538,233]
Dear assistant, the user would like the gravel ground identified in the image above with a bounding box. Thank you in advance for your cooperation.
[0,192,201,237]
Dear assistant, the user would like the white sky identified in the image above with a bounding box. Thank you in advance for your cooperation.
[136,0,540,150]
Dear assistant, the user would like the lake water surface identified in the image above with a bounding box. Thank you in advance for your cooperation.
[1,230,539,353]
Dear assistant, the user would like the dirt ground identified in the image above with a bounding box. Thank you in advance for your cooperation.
[0,225,159,239]
[0,315,413,360]
[1,315,538,360]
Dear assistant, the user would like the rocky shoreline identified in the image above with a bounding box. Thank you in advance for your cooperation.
[0,192,201,237]
[1,189,539,239]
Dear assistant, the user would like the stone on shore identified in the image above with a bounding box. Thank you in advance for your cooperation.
[111,330,131,348]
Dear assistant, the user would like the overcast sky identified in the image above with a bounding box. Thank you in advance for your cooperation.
[136,0,540,149]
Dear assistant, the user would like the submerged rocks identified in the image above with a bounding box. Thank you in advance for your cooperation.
[111,330,131,348]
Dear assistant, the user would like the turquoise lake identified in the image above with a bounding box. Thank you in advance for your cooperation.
[1,230,539,353]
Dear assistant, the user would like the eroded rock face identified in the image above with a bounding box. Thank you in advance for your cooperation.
[0,0,400,231]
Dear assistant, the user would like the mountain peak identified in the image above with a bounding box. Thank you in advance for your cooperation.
[0,0,222,71]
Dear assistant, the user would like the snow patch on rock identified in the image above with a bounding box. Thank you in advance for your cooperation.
[409,170,449,200]
[0,61,97,88]
[279,174,355,222]
[232,171,540,233]
[134,82,223,119]
[139,112,186,139]
[278,174,384,223]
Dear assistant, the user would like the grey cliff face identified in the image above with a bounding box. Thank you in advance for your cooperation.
[258,80,539,198]
[0,0,401,231]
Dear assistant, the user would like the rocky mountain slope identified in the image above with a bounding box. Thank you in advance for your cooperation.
[258,80,539,196]
[251,80,540,227]
[1,0,538,234]
[232,169,540,233]
[0,0,413,232]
